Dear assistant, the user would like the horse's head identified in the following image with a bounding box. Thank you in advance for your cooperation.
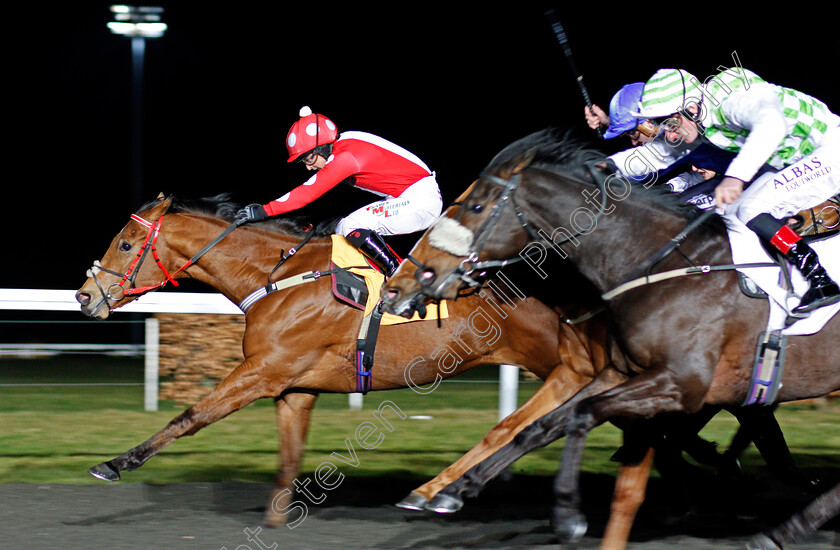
[76,193,175,319]
[382,149,539,316]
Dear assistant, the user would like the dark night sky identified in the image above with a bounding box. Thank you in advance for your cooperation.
[4,2,839,292]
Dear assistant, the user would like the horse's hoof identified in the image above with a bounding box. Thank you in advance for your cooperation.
[745,533,782,550]
[551,508,588,543]
[425,492,463,514]
[88,461,120,482]
[262,512,286,528]
[395,492,429,511]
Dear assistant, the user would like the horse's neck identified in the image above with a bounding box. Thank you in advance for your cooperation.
[166,215,330,303]
[527,183,725,293]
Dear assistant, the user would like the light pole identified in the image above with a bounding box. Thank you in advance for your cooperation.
[108,5,167,351]
[107,5,166,209]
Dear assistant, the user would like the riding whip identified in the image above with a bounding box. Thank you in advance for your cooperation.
[545,9,602,137]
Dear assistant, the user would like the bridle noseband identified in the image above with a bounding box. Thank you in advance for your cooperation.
[87,214,180,309]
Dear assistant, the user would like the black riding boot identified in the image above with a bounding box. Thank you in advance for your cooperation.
[748,214,840,315]
[345,229,401,277]
[786,241,840,315]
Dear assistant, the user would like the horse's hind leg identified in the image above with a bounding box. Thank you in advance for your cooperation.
[732,404,821,492]
[89,361,276,481]
[748,480,840,550]
[264,391,318,527]
[399,362,601,512]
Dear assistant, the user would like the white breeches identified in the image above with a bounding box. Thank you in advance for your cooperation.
[335,175,443,236]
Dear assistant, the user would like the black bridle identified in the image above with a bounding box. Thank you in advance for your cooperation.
[409,163,610,291]
[454,172,540,274]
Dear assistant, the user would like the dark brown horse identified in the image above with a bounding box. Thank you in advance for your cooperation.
[385,202,811,550]
[382,129,840,548]
[75,192,621,527]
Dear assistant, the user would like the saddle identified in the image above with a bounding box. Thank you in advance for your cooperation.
[331,265,369,310]
[786,196,840,236]
[328,235,448,394]
[328,235,447,323]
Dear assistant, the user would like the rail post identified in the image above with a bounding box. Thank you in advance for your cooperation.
[144,317,159,412]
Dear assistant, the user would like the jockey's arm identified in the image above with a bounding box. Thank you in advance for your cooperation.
[608,139,696,183]
[263,154,358,217]
[719,83,787,183]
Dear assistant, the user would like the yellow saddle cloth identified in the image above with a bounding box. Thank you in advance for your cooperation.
[330,235,448,325]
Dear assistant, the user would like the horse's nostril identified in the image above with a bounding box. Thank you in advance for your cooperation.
[383,289,400,303]
[76,291,91,306]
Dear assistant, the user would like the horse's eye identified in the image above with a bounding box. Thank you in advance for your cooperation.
[470,203,484,213]
[120,242,132,252]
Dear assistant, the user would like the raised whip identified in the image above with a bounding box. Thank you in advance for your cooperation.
[545,9,602,137]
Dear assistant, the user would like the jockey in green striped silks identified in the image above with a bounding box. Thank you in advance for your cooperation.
[633,67,840,315]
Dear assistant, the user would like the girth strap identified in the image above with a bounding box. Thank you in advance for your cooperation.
[355,302,384,394]
[744,330,787,406]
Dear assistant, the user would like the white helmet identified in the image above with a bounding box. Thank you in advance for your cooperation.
[634,69,702,120]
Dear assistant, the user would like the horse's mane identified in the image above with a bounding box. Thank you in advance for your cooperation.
[488,128,725,230]
[138,193,338,237]
[487,127,605,183]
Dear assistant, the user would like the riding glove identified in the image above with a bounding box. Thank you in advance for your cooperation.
[235,204,268,224]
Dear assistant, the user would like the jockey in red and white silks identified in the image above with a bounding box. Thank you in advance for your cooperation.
[235,107,442,277]
[265,130,442,237]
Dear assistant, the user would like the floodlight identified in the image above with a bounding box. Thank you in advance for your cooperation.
[108,5,167,38]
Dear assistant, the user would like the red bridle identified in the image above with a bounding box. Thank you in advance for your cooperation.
[87,214,184,308]
[87,212,243,311]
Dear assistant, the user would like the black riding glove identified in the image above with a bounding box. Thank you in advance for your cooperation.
[235,204,268,224]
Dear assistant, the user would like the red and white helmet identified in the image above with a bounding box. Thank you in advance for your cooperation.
[286,106,338,163]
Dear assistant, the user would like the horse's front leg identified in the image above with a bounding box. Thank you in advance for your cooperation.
[601,446,655,550]
[89,360,277,481]
[427,366,629,511]
[551,367,698,543]
[398,361,601,513]
[264,391,318,527]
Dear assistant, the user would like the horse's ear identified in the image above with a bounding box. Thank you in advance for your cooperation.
[499,147,538,179]
[147,193,172,219]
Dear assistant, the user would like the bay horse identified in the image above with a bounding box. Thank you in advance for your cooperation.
[382,129,840,549]
[76,192,618,527]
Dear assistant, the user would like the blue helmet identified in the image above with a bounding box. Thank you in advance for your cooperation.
[603,82,646,139]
